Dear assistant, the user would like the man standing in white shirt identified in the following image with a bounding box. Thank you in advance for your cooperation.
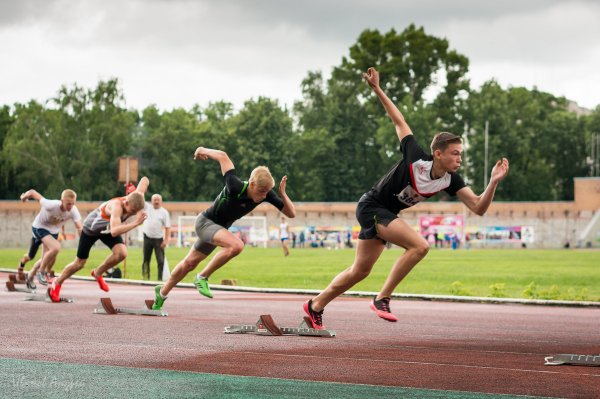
[142,194,171,281]
[19,189,82,289]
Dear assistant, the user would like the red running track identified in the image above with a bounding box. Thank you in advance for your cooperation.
[0,272,598,398]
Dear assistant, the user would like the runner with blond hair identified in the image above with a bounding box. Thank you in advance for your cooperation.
[49,177,149,302]
[18,189,82,289]
[152,147,296,310]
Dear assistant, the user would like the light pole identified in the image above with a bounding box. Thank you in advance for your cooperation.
[483,120,489,248]
[484,120,489,188]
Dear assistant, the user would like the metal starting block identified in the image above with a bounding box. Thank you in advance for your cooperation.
[224,315,336,337]
[25,288,73,303]
[94,297,167,317]
[9,274,27,284]
[545,354,600,366]
[6,281,35,294]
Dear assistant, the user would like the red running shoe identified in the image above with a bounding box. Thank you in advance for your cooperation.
[92,270,110,292]
[370,297,398,322]
[48,282,62,303]
[303,299,325,330]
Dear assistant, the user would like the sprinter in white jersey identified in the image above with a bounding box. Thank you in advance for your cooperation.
[279,217,290,257]
[18,189,82,290]
[303,67,510,330]
[49,177,149,302]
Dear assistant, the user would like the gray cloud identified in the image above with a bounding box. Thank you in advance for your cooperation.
[0,0,599,109]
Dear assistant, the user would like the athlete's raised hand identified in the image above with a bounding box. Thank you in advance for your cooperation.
[278,175,288,197]
[194,146,209,160]
[134,211,148,226]
[363,67,380,89]
[490,158,509,184]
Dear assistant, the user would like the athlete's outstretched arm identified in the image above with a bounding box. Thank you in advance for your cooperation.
[278,175,296,218]
[363,67,413,142]
[20,189,43,202]
[456,158,509,216]
[194,147,235,175]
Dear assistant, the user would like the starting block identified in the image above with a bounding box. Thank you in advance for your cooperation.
[25,288,73,303]
[224,315,336,337]
[94,297,167,317]
[545,354,600,366]
[6,281,35,294]
[9,274,27,284]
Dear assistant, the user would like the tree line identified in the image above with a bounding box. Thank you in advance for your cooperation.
[1,25,598,202]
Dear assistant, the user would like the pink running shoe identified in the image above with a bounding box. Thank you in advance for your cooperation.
[92,270,110,292]
[303,299,325,330]
[370,297,398,322]
[48,282,62,303]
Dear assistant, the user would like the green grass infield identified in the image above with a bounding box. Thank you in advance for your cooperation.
[2,247,598,301]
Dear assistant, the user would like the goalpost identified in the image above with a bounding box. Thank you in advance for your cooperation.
[177,215,268,248]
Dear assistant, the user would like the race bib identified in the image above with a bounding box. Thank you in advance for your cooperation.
[396,186,426,207]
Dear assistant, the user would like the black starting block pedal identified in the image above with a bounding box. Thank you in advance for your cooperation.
[545,354,600,366]
[224,314,336,337]
[25,288,73,303]
[6,281,35,294]
[94,297,168,316]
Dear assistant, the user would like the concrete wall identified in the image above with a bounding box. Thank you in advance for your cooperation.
[2,178,599,250]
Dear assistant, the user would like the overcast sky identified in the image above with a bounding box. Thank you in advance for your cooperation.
[1,0,599,112]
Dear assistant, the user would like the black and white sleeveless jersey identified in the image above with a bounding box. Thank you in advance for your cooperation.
[366,135,466,214]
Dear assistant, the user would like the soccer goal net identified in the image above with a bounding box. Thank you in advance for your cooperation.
[177,215,268,248]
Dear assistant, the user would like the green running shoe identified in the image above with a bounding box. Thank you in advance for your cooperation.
[194,276,213,298]
[152,285,167,310]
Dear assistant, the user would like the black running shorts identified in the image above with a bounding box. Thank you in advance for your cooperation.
[356,194,398,240]
[77,231,124,259]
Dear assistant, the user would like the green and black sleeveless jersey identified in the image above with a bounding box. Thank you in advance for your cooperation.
[202,169,284,228]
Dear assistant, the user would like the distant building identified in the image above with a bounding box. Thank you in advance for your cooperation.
[566,100,592,116]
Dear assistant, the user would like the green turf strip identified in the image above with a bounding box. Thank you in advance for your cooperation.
[2,247,599,301]
[0,358,554,399]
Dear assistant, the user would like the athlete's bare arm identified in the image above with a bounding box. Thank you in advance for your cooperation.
[456,158,509,216]
[194,147,235,175]
[135,176,150,195]
[363,67,413,142]
[74,220,83,236]
[20,189,43,202]
[108,199,147,237]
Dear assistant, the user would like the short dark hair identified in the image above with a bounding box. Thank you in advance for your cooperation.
[430,132,462,153]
